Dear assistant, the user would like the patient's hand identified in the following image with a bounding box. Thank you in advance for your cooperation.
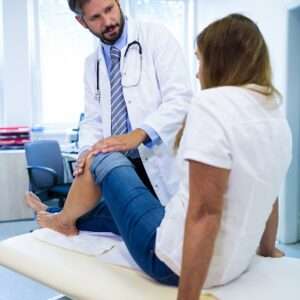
[257,246,285,258]
[270,247,285,258]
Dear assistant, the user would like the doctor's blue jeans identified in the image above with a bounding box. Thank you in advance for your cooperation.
[75,152,179,286]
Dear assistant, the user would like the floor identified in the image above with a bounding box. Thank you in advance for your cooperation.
[0,220,299,300]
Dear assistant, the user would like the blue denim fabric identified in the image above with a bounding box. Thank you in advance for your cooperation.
[46,199,120,234]
[76,200,120,235]
[47,207,61,213]
[82,152,179,286]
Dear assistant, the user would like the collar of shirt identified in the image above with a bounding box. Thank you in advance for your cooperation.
[101,17,128,72]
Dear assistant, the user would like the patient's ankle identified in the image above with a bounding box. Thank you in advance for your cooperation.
[58,211,77,228]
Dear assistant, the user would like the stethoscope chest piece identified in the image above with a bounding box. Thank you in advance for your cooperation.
[95,90,100,102]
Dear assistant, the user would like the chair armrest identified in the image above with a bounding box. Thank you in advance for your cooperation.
[27,165,59,188]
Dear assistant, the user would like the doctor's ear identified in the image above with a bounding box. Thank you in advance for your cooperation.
[75,15,88,29]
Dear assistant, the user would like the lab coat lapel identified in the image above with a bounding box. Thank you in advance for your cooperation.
[120,18,139,68]
[121,19,140,87]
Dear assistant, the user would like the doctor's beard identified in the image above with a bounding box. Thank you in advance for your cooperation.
[88,11,125,45]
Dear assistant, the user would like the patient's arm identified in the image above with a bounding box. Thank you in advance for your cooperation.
[177,161,229,300]
[257,199,285,258]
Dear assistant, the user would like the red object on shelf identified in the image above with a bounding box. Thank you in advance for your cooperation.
[0,138,30,145]
[0,126,30,134]
[0,127,31,149]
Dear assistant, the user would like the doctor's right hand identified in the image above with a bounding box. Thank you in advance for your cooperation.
[73,150,90,177]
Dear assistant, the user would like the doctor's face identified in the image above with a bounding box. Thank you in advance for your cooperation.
[77,0,124,44]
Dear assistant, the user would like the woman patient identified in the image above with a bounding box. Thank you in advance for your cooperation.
[26,14,291,300]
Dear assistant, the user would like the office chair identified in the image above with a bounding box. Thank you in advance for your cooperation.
[24,140,71,207]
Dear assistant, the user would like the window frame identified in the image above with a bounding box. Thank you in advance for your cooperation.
[127,0,197,87]
[29,0,43,126]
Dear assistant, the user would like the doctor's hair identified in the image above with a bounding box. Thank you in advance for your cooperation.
[68,0,120,15]
[174,14,279,150]
[68,0,119,16]
[68,0,90,15]
[197,13,278,95]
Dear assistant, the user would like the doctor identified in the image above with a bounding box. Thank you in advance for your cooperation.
[69,0,192,207]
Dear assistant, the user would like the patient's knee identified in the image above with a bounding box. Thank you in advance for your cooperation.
[90,152,133,185]
[80,155,95,179]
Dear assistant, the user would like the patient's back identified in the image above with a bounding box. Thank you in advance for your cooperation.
[190,85,292,287]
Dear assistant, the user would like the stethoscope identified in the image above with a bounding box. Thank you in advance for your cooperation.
[95,40,143,103]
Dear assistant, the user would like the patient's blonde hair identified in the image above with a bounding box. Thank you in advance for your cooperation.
[174,14,280,150]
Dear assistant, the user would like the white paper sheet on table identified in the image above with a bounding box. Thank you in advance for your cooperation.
[32,228,141,271]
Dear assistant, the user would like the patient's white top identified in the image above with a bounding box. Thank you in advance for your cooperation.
[155,85,292,288]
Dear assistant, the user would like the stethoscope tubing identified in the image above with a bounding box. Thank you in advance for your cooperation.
[95,40,142,102]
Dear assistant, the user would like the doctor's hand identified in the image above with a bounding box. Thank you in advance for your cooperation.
[91,129,148,154]
[73,150,91,177]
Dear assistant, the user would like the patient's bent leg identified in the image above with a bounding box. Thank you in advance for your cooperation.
[89,152,179,286]
[76,200,120,235]
[37,154,101,235]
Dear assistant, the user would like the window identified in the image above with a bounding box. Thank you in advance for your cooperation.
[127,0,192,52]
[36,0,96,126]
[35,0,196,127]
[126,0,195,72]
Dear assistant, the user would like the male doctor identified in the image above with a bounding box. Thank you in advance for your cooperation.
[69,0,192,205]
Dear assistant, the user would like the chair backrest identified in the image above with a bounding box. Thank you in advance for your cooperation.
[24,140,65,189]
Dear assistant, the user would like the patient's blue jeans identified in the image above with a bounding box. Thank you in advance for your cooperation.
[75,152,179,286]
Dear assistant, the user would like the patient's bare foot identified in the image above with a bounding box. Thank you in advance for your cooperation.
[25,191,48,213]
[37,211,78,236]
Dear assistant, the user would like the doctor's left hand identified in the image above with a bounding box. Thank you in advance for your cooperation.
[91,129,148,154]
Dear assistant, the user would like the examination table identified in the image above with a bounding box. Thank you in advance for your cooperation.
[0,230,299,300]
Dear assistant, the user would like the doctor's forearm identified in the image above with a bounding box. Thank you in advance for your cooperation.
[132,128,148,144]
[138,124,162,147]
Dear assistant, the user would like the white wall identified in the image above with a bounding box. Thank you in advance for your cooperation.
[196,0,300,243]
[0,1,4,125]
[2,0,33,126]
[196,0,288,96]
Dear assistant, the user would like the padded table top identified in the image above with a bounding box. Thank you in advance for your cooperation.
[0,233,299,300]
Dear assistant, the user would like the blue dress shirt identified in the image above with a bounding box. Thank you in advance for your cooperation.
[101,18,161,149]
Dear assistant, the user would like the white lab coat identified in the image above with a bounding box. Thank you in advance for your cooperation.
[79,19,193,205]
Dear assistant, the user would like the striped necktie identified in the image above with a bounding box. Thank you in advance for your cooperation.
[110,46,128,136]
